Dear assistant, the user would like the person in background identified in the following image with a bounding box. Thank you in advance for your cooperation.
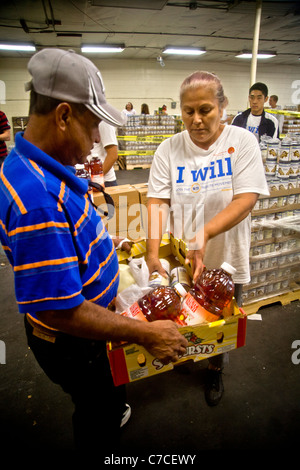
[89,121,119,186]
[231,82,279,142]
[0,48,187,456]
[141,103,150,114]
[161,104,168,114]
[268,94,284,134]
[0,110,11,167]
[146,70,269,407]
[122,101,136,116]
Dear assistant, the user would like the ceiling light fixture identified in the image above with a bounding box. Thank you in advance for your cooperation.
[163,47,206,56]
[81,45,125,53]
[236,51,276,59]
[0,43,36,52]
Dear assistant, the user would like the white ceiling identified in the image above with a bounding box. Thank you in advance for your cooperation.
[0,0,299,66]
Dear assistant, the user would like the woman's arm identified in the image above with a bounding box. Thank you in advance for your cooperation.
[146,196,170,276]
[186,192,259,280]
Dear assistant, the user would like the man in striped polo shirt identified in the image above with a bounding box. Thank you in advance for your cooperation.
[0,110,11,167]
[0,49,187,455]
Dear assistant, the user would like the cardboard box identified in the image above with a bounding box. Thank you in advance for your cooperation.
[108,236,247,386]
[117,232,171,263]
[92,184,145,240]
[131,183,148,231]
[107,301,247,386]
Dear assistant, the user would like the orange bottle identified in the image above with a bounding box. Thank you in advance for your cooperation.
[90,156,105,187]
[137,284,186,322]
[193,262,236,316]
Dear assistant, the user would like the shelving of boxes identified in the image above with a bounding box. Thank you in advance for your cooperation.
[117,114,176,170]
[243,135,300,308]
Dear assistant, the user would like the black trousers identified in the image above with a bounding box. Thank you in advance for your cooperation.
[24,315,126,455]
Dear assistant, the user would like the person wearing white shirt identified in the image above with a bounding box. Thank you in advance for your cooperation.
[89,121,119,186]
[146,71,269,407]
[122,102,136,116]
[231,82,279,142]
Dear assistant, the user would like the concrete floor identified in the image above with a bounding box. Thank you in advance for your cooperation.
[1,168,300,460]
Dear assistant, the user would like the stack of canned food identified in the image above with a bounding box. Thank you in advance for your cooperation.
[262,137,300,189]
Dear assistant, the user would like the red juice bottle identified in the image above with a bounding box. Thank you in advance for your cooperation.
[193,262,236,316]
[90,156,105,187]
[137,284,187,322]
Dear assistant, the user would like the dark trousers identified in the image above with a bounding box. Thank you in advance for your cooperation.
[208,283,243,369]
[24,315,126,455]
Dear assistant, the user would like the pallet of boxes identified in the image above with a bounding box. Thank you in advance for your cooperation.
[117,114,176,170]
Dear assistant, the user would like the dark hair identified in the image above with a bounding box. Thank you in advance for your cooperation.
[249,82,268,97]
[29,90,87,116]
[180,71,227,109]
[270,94,278,102]
[141,103,150,114]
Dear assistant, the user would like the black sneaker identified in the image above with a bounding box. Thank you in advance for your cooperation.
[204,368,224,406]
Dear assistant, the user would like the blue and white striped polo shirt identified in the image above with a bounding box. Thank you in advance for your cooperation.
[0,132,119,320]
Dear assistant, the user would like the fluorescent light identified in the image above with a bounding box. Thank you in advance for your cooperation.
[236,51,276,59]
[163,47,206,56]
[0,44,36,52]
[81,45,124,53]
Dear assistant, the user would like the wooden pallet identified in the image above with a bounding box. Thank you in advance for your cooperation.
[243,287,300,315]
[126,163,151,170]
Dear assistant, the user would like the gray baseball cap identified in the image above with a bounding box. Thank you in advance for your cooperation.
[25,48,126,127]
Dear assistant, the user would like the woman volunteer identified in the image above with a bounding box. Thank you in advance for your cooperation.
[146,71,269,405]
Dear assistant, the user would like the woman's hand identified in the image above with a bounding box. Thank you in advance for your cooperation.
[146,256,169,278]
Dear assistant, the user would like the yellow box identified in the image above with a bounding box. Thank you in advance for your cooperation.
[107,300,247,386]
[109,238,247,386]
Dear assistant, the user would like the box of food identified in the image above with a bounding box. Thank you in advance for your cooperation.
[108,235,247,386]
[107,300,247,386]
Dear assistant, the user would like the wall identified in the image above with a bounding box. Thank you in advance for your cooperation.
[0,56,299,146]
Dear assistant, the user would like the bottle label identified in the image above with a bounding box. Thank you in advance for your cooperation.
[170,267,191,290]
[176,293,220,326]
[148,271,170,288]
[121,302,148,322]
[91,173,105,187]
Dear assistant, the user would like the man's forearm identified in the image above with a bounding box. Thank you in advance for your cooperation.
[36,299,149,344]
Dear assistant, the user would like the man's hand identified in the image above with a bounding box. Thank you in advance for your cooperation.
[142,320,188,364]
[112,237,132,254]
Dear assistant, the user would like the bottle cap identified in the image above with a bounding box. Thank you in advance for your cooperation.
[221,262,236,275]
[173,282,187,298]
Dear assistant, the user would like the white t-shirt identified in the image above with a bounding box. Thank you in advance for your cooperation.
[89,121,118,182]
[147,125,269,283]
[246,114,262,141]
[122,109,136,116]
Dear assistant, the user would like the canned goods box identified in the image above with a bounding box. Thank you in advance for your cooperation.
[107,234,247,386]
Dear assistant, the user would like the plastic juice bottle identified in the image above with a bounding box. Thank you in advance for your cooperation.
[90,156,105,187]
[75,164,89,179]
[137,283,187,322]
[193,262,236,316]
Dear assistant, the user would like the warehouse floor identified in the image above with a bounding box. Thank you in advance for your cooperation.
[1,168,300,462]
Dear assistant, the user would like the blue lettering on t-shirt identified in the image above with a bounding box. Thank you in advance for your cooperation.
[247,125,259,135]
[176,156,232,184]
[176,166,185,183]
